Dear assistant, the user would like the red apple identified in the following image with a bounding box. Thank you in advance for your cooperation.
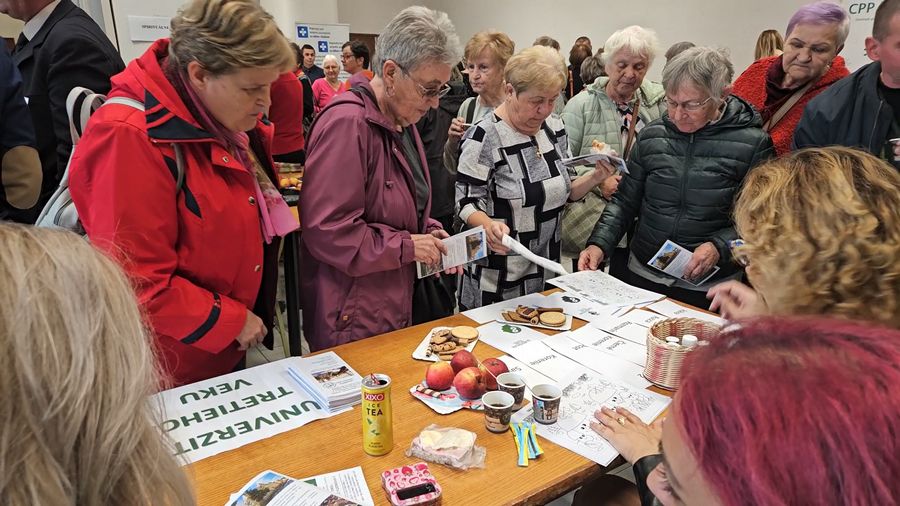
[453,366,486,399]
[479,357,509,390]
[425,360,454,391]
[450,349,478,374]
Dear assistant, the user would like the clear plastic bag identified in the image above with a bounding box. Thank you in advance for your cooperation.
[405,424,486,470]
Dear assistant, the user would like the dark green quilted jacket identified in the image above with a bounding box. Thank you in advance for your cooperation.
[586,95,774,278]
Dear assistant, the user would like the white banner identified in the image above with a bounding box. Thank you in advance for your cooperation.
[841,0,877,72]
[154,358,342,465]
[295,22,352,80]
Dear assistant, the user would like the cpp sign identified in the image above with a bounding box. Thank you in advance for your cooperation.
[849,2,876,14]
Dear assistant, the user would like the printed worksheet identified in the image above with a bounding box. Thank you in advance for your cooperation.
[590,316,651,346]
[417,226,488,278]
[548,270,664,307]
[620,308,667,327]
[642,299,725,326]
[541,332,650,389]
[476,320,548,356]
[504,339,587,387]
[542,292,613,323]
[497,355,557,401]
[646,240,720,286]
[566,325,647,367]
[512,370,670,466]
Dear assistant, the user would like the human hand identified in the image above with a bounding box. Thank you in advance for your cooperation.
[683,242,720,282]
[589,406,663,464]
[601,174,622,200]
[592,159,618,183]
[578,245,605,271]
[235,310,267,350]
[447,117,469,143]
[411,233,447,266]
[707,280,768,320]
[484,220,511,254]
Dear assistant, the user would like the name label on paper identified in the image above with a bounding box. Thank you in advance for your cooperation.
[128,16,171,42]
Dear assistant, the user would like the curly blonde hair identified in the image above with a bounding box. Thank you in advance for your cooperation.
[734,147,900,327]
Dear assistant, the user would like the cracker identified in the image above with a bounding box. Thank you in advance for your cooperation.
[539,311,566,327]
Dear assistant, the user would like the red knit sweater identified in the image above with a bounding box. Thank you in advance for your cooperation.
[733,55,848,155]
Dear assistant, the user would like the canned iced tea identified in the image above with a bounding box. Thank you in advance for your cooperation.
[361,373,393,455]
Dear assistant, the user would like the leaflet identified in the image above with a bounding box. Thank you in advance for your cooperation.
[559,152,629,173]
[647,240,720,286]
[548,270,664,308]
[226,470,361,506]
[501,234,569,276]
[417,226,488,278]
[299,467,375,506]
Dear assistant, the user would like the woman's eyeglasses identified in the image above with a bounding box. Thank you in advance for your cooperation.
[394,61,451,99]
[665,96,713,112]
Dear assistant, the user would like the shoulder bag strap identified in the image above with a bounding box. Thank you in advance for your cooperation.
[623,95,641,159]
[762,80,814,132]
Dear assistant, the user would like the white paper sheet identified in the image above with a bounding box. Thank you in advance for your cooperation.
[496,355,557,401]
[642,298,725,326]
[542,292,613,323]
[565,326,647,367]
[225,469,361,506]
[462,293,550,324]
[476,320,550,356]
[548,270,664,308]
[512,370,670,466]
[502,234,569,276]
[590,317,651,346]
[620,308,668,327]
[646,240,720,286]
[298,466,374,506]
[504,339,588,387]
[155,359,343,465]
[541,332,650,389]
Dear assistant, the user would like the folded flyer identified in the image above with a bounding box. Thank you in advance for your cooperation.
[501,234,569,276]
[286,352,362,412]
[417,226,488,278]
[559,152,628,173]
[226,470,362,506]
[647,240,720,286]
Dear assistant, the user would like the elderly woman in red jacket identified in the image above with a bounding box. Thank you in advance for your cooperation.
[732,1,850,155]
[300,6,461,351]
[70,0,297,386]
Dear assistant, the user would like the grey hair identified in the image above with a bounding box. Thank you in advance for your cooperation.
[372,6,461,77]
[322,54,339,66]
[602,25,661,67]
[662,46,734,101]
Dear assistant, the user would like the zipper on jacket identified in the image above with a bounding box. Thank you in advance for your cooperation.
[672,134,694,239]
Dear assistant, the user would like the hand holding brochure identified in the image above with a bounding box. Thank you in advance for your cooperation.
[501,234,569,276]
[559,152,628,174]
[416,226,488,278]
[647,240,720,286]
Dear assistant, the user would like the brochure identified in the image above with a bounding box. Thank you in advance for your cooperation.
[501,234,569,276]
[226,470,361,506]
[417,226,488,278]
[286,352,362,413]
[298,467,375,506]
[646,240,720,286]
[559,152,629,173]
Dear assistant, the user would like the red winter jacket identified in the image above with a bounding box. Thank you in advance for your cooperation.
[70,39,280,386]
[733,55,848,156]
[269,72,305,156]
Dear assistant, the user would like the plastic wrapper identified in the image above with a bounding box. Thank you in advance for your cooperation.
[405,424,486,470]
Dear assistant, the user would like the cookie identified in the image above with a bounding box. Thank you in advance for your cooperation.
[430,329,450,345]
[536,306,563,313]
[539,311,566,327]
[451,325,479,341]
[503,311,530,323]
[516,305,539,320]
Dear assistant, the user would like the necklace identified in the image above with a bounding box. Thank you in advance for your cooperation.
[531,135,543,158]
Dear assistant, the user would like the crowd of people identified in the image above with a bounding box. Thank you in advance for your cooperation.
[1,0,900,503]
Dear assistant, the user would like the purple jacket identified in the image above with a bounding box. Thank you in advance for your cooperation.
[300,82,441,351]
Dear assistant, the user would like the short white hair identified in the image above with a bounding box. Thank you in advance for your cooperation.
[322,54,339,66]
[662,46,734,101]
[372,6,461,77]
[603,25,661,66]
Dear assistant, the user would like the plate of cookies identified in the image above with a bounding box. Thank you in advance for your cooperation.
[497,305,573,331]
[412,325,480,362]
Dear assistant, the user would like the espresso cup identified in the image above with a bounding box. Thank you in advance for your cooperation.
[482,391,515,433]
[531,384,562,425]
[497,372,526,406]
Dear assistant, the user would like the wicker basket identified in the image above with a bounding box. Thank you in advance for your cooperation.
[643,317,721,390]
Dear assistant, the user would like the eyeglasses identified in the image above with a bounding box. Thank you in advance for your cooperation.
[730,239,750,267]
[665,96,714,112]
[394,61,451,99]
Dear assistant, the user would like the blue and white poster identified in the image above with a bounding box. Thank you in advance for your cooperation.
[295,22,351,79]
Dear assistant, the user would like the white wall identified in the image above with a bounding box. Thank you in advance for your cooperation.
[336,0,436,34]
[263,0,339,42]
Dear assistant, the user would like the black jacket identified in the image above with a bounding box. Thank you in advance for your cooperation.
[12,0,124,218]
[793,61,896,165]
[587,96,773,277]
[415,79,468,219]
[1,45,41,222]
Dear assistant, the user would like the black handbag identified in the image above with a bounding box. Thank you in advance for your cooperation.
[412,275,455,325]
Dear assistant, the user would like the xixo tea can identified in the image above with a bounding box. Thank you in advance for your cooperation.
[361,373,393,455]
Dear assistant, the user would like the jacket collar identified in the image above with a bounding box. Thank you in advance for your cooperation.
[663,95,762,134]
[587,76,666,107]
[12,0,76,65]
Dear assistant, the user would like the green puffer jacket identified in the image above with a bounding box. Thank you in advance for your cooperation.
[560,77,666,257]
[586,95,774,279]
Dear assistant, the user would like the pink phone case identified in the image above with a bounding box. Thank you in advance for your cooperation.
[381,462,442,506]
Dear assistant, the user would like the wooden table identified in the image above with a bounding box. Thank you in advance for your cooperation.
[188,305,672,506]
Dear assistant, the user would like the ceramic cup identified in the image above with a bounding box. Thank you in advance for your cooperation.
[482,391,515,433]
[497,372,526,406]
[531,384,562,424]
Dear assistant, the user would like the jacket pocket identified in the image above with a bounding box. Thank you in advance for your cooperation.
[334,279,359,331]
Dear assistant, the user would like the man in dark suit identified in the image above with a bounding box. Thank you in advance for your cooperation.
[1,0,124,220]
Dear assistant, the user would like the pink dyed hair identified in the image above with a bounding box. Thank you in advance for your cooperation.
[675,317,899,505]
